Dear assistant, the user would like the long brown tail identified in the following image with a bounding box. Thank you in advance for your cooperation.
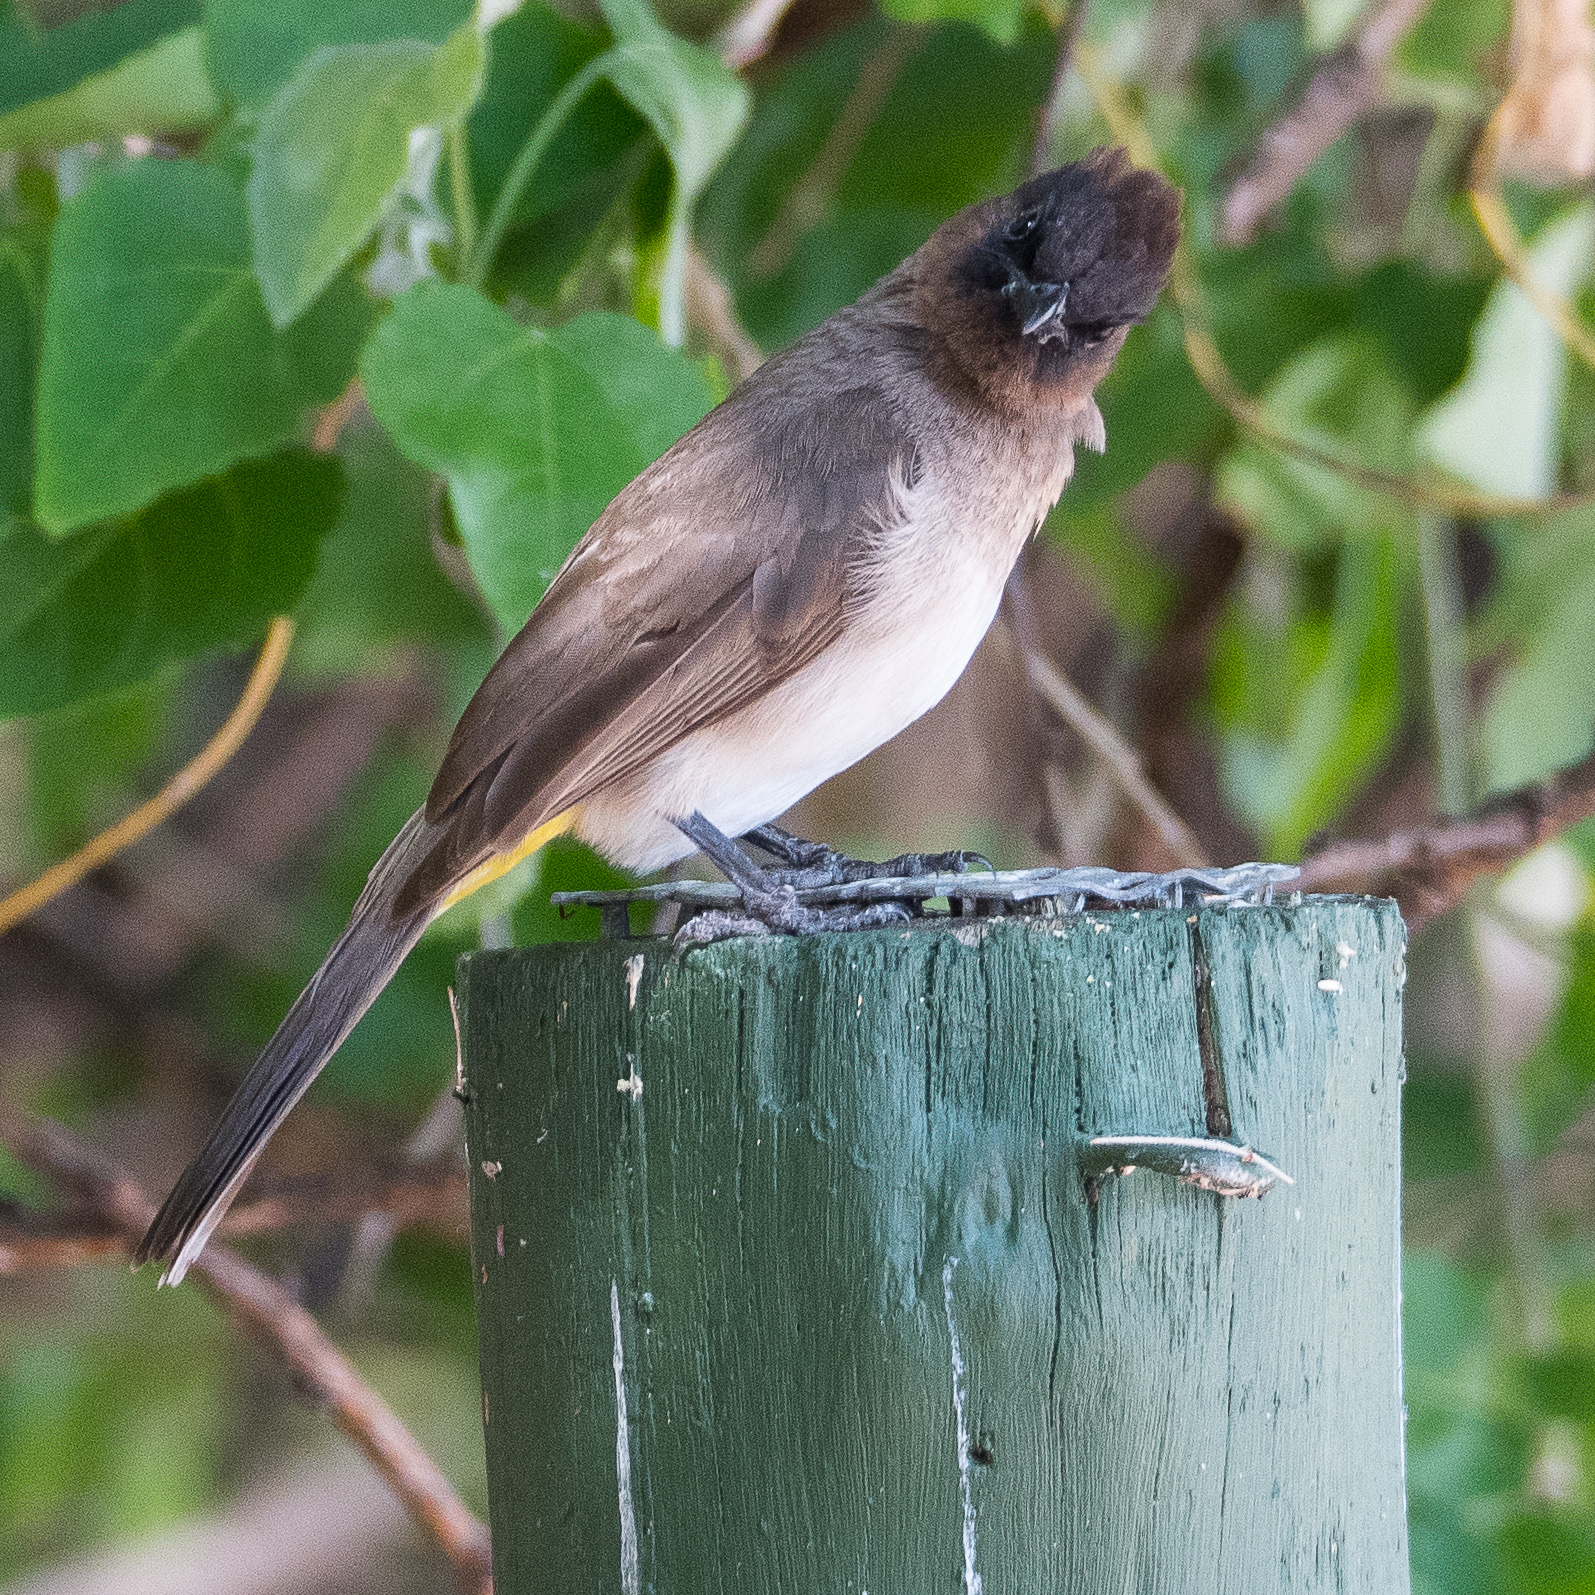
[135,809,441,1285]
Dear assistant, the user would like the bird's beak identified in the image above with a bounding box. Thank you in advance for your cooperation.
[1005,276,1068,337]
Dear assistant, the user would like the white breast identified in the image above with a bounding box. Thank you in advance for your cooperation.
[576,440,1075,872]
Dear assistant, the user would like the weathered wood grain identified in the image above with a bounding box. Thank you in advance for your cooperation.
[460,902,1408,1594]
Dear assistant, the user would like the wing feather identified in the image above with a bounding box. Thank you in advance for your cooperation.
[393,367,914,914]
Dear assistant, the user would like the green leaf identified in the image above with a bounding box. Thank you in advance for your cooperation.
[467,2,644,237]
[596,0,747,344]
[1514,926,1595,1152]
[1396,0,1511,89]
[1499,1514,1595,1595]
[0,0,198,115]
[0,451,342,718]
[1420,204,1595,502]
[1215,334,1415,550]
[248,27,484,327]
[0,22,217,152]
[34,160,368,533]
[702,17,1055,350]
[360,282,713,634]
[202,0,473,105]
[1481,506,1595,789]
[1062,302,1221,512]
[1402,1063,1485,1182]
[1213,537,1403,857]
[1046,503,1176,639]
[24,677,170,857]
[293,411,491,674]
[1349,262,1491,409]
[0,226,42,528]
[878,0,1027,47]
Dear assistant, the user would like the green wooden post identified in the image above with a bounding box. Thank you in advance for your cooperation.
[460,901,1408,1594]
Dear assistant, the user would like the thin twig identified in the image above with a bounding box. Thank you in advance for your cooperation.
[0,617,295,938]
[1218,0,1434,245]
[1032,0,1091,176]
[0,1110,493,1595]
[1001,588,1210,869]
[685,241,764,380]
[714,0,799,70]
[312,375,365,452]
[1077,47,1595,519]
[1416,512,1475,816]
[1298,743,1595,925]
[0,1157,466,1273]
[1469,110,1595,372]
[0,1207,123,1273]
[1024,651,1211,869]
[225,1160,466,1238]
[747,26,921,280]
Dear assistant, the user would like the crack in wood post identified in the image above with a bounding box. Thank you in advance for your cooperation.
[1189,917,1233,1139]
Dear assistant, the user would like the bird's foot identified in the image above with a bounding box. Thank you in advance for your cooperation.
[741,822,991,885]
[672,813,919,945]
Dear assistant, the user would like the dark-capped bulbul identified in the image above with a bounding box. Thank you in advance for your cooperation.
[137,146,1181,1284]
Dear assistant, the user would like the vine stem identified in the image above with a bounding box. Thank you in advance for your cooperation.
[0,616,295,938]
[448,121,478,275]
[465,55,611,291]
[1468,111,1595,373]
[1075,47,1595,520]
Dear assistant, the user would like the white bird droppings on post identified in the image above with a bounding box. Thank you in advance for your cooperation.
[611,1279,640,1595]
[625,954,645,1010]
[1318,978,1342,993]
[617,1056,643,1100]
[942,1256,983,1595]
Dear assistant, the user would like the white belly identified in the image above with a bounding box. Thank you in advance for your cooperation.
[577,529,1020,871]
[575,420,1080,873]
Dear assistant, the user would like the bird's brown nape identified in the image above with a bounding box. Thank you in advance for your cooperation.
[913,146,1181,417]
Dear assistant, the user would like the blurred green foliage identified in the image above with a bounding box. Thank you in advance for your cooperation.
[3,0,1595,1586]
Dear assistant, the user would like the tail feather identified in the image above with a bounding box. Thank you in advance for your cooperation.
[136,809,440,1284]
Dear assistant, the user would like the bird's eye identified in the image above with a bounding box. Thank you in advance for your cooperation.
[1005,210,1040,243]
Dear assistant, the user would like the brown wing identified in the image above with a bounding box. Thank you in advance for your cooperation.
[391,374,916,914]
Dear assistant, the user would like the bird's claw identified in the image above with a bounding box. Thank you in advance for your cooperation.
[673,813,917,946]
[741,824,992,885]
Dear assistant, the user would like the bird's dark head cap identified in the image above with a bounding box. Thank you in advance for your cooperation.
[917,148,1181,414]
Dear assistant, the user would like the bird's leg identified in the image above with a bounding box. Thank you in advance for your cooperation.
[673,813,913,945]
[742,822,991,884]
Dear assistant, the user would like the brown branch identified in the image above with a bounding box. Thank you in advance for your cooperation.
[747,25,921,280]
[1218,0,1434,246]
[312,374,366,452]
[0,1206,124,1273]
[0,1110,493,1595]
[685,242,765,381]
[1002,567,1211,869]
[225,1160,467,1238]
[1298,743,1595,926]
[1032,0,1091,176]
